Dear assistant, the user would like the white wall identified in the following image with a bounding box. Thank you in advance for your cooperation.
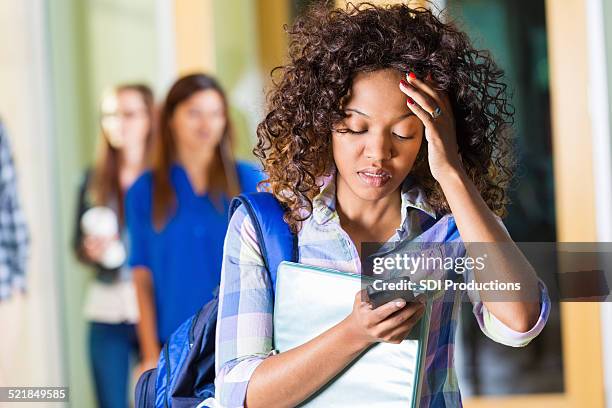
[0,0,176,400]
[586,0,612,406]
[0,0,65,393]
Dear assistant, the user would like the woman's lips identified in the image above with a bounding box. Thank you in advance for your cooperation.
[357,169,392,187]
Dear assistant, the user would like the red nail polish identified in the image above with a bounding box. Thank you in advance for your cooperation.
[409,72,417,80]
[407,97,415,105]
[400,79,409,87]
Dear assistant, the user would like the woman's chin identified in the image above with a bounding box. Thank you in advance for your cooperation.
[351,185,397,202]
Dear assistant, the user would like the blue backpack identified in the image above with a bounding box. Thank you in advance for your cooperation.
[135,192,297,408]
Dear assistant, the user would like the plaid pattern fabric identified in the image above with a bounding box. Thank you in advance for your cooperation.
[0,121,29,301]
[214,170,550,407]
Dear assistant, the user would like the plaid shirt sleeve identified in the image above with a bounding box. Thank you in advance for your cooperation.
[465,215,551,347]
[214,204,276,408]
[472,280,550,347]
[0,121,30,301]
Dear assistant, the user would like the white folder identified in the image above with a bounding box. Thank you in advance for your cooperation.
[273,261,432,408]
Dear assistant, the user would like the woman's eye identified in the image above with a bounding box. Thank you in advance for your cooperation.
[336,128,367,134]
[393,133,415,140]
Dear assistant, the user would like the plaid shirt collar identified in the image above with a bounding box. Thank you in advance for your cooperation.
[311,168,438,226]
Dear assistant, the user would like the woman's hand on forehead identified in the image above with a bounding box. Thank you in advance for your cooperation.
[399,71,463,182]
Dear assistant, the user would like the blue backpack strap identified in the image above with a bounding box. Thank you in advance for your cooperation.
[229,192,297,289]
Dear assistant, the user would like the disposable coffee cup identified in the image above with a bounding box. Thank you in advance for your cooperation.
[81,206,126,269]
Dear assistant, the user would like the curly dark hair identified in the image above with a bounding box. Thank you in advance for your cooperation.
[255,1,515,233]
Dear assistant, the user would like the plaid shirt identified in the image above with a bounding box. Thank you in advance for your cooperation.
[214,170,550,407]
[0,121,29,301]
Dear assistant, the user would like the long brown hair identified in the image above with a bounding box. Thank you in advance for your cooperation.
[152,73,240,230]
[89,84,155,224]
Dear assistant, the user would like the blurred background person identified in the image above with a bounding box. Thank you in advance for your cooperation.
[73,84,155,408]
[0,118,30,386]
[126,73,264,375]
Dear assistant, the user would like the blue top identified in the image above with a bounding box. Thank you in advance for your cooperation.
[125,161,265,343]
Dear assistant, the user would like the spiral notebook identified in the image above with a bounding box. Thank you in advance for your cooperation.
[273,261,432,408]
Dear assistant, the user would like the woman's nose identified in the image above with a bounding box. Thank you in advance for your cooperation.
[364,131,393,161]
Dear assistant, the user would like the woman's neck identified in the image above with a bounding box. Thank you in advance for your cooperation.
[118,144,146,190]
[176,146,219,194]
[335,174,402,242]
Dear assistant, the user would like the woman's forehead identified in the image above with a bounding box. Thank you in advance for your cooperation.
[345,69,411,119]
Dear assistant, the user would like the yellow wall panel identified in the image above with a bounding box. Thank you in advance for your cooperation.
[174,0,216,75]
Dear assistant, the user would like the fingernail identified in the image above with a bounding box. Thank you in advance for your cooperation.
[409,72,417,80]
[407,97,415,105]
[395,300,406,308]
[400,79,409,88]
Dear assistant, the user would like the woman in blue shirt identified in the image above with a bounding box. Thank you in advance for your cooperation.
[126,73,263,374]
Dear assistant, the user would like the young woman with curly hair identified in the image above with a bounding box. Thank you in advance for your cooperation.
[214,3,550,407]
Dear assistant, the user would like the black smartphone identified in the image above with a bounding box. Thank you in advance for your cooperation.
[366,276,418,309]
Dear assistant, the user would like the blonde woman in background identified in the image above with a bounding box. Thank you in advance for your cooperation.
[73,84,154,408]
